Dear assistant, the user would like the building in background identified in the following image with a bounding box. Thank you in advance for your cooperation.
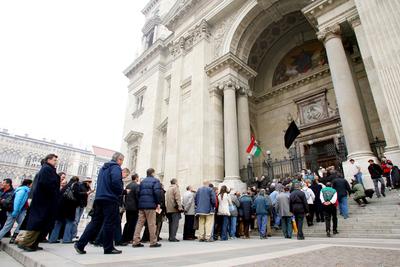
[121,0,400,191]
[0,128,115,188]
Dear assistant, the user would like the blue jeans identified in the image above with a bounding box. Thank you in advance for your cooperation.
[72,206,84,239]
[273,208,281,227]
[281,216,292,238]
[354,172,363,186]
[0,210,27,240]
[49,219,75,243]
[220,216,229,240]
[229,216,237,238]
[338,196,349,218]
[256,214,268,237]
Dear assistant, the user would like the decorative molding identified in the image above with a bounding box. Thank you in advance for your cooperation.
[168,19,211,58]
[124,131,143,144]
[348,14,361,29]
[163,0,201,31]
[205,52,258,79]
[142,15,161,35]
[180,76,192,89]
[132,107,144,119]
[123,39,165,78]
[317,24,341,43]
[157,118,168,132]
[142,0,160,16]
[134,86,147,97]
[212,8,240,59]
[254,65,330,103]
[302,0,349,28]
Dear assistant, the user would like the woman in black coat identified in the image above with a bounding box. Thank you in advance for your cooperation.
[48,176,80,243]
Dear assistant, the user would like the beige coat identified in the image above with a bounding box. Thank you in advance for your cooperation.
[166,184,182,213]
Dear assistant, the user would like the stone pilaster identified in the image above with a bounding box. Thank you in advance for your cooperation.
[354,0,400,165]
[349,15,400,164]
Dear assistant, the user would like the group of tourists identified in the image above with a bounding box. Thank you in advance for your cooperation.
[0,152,398,255]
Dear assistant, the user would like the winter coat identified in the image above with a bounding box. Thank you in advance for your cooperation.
[229,194,240,217]
[166,184,182,213]
[289,189,309,215]
[276,192,292,217]
[183,191,195,215]
[95,160,123,203]
[0,187,14,212]
[56,182,80,221]
[217,193,232,216]
[332,177,352,199]
[368,163,383,179]
[239,194,253,220]
[195,186,216,215]
[77,182,90,208]
[252,195,271,215]
[302,187,315,205]
[26,163,60,231]
[124,182,139,211]
[310,182,323,204]
[352,183,366,200]
[390,166,400,188]
[11,185,30,217]
[269,190,278,206]
[138,176,162,210]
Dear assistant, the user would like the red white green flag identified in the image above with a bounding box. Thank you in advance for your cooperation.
[246,135,262,157]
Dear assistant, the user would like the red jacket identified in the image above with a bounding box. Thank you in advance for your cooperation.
[381,160,392,174]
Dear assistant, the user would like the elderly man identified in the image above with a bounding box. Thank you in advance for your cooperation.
[75,152,125,255]
[165,178,183,242]
[195,180,216,242]
[183,185,196,240]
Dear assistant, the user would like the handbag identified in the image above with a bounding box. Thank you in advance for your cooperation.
[63,184,76,201]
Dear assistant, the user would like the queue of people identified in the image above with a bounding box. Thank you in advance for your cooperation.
[0,153,398,255]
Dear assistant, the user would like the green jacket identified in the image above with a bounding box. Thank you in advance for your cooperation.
[352,184,365,199]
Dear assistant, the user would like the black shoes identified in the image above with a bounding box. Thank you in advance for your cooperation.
[168,239,180,242]
[115,242,129,246]
[74,244,87,254]
[132,243,144,248]
[104,248,122,254]
[327,231,331,237]
[333,230,339,235]
[18,245,37,252]
[150,243,162,248]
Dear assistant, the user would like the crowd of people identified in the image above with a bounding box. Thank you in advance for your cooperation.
[0,153,398,255]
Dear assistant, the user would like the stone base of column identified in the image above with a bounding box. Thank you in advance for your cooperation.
[221,178,247,194]
[342,155,378,190]
[384,145,400,165]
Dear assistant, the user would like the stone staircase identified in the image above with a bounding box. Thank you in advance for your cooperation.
[301,190,400,239]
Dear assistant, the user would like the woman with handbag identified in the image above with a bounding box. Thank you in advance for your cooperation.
[49,176,80,243]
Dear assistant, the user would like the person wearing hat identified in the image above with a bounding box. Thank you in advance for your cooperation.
[367,159,386,198]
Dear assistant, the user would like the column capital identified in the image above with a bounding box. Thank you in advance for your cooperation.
[348,15,361,29]
[317,24,341,43]
[208,85,223,96]
[218,79,241,92]
[238,86,252,97]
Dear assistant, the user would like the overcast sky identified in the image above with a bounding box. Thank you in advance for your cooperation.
[0,0,145,151]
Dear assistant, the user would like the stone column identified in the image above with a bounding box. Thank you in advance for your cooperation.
[354,0,400,164]
[222,80,241,181]
[209,86,224,183]
[349,16,400,163]
[318,24,375,188]
[237,87,252,169]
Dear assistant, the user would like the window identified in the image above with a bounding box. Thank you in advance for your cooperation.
[132,87,146,118]
[145,29,155,49]
[164,76,171,103]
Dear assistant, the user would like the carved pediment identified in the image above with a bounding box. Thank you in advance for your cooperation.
[124,131,143,144]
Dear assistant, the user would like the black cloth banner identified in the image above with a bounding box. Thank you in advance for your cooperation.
[284,121,300,149]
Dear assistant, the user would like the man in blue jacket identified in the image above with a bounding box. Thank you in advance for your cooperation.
[132,168,162,248]
[75,152,124,255]
[0,179,32,242]
[195,180,216,242]
[252,189,271,239]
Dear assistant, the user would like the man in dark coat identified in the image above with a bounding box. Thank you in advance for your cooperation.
[74,152,124,255]
[132,168,162,248]
[389,163,400,189]
[368,159,386,197]
[122,173,140,243]
[289,183,309,240]
[18,154,60,252]
[332,173,351,219]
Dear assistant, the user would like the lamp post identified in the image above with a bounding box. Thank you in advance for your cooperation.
[246,155,252,186]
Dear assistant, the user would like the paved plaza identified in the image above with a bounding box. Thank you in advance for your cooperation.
[1,236,400,267]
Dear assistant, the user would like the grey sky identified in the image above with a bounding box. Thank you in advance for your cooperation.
[0,0,145,151]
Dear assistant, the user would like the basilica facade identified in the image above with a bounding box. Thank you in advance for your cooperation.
[121,0,400,190]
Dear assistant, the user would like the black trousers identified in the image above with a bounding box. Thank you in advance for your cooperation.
[294,214,305,238]
[122,210,138,242]
[183,215,195,239]
[306,204,315,226]
[76,200,119,253]
[166,212,181,241]
[315,202,324,222]
[323,204,338,232]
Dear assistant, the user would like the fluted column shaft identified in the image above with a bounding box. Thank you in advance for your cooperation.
[237,89,251,169]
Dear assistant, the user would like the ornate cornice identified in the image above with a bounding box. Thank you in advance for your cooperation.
[163,0,201,31]
[302,0,349,28]
[205,52,258,79]
[168,20,210,58]
[142,15,161,35]
[348,14,361,29]
[124,131,143,144]
[317,24,341,43]
[123,39,165,78]
[142,0,160,16]
[254,65,330,103]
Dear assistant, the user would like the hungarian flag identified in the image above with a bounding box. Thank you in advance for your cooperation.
[246,135,262,157]
[284,121,300,149]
